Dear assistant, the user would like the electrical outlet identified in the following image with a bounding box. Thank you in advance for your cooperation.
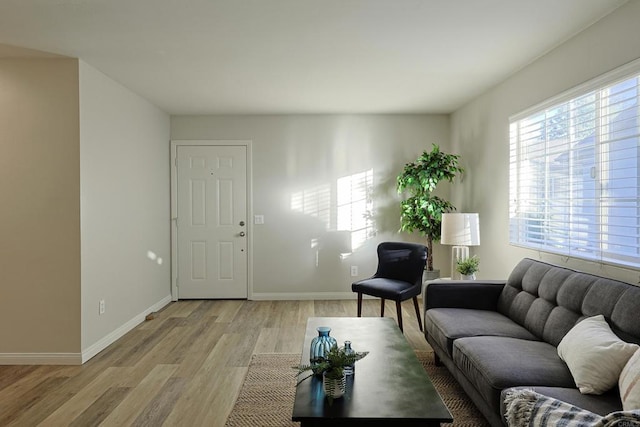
[99,299,105,315]
[350,266,358,277]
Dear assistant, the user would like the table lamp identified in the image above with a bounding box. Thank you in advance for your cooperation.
[441,213,480,279]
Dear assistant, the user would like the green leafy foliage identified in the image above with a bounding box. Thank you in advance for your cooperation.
[294,345,368,386]
[397,144,464,270]
[456,255,480,275]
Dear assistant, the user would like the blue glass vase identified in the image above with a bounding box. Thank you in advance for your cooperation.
[310,326,337,372]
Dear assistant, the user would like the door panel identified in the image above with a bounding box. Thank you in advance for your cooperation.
[176,145,247,298]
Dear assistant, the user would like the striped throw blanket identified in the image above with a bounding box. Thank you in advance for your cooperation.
[504,389,640,427]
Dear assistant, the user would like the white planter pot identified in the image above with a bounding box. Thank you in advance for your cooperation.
[323,371,346,399]
[461,273,476,280]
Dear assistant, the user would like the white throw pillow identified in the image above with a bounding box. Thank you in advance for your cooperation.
[620,348,640,410]
[557,314,638,395]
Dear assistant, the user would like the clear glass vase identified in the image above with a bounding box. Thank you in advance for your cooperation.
[310,326,337,372]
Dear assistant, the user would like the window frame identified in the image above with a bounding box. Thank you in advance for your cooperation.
[509,58,640,269]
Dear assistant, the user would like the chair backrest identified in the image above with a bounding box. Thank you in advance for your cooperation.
[374,242,428,287]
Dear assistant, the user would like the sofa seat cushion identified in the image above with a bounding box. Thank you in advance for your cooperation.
[500,386,622,419]
[453,336,575,413]
[425,308,539,357]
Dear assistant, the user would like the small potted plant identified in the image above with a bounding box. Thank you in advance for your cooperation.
[456,255,479,280]
[295,345,368,401]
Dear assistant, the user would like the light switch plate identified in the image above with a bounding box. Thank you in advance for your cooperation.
[254,215,264,224]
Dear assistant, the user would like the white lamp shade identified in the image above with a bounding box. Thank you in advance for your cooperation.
[441,213,480,246]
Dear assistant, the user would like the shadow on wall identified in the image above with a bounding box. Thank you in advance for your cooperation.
[369,168,402,236]
[454,106,491,210]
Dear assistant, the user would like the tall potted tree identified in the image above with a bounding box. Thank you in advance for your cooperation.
[397,144,463,278]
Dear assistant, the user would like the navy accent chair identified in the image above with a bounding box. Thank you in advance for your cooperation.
[351,242,427,332]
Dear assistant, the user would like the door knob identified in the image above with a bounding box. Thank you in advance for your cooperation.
[239,231,246,237]
[239,221,245,226]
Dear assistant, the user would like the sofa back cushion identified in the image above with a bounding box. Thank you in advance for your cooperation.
[497,258,640,347]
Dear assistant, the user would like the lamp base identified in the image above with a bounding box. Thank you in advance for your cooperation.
[450,246,469,280]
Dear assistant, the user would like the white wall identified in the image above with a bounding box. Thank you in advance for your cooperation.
[171,114,452,298]
[79,61,171,357]
[451,0,640,283]
[0,58,81,360]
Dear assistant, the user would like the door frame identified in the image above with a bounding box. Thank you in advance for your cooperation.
[170,140,253,301]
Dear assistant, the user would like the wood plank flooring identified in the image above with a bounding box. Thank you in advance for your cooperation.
[0,299,431,426]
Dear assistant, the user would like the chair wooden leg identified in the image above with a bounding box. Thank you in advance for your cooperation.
[357,293,363,317]
[396,301,403,333]
[380,299,385,317]
[413,297,423,332]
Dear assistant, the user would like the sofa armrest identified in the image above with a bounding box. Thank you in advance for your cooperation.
[423,279,506,311]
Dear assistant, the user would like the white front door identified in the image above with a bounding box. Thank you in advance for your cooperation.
[176,145,248,299]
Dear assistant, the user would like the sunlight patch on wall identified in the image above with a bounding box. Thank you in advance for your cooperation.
[290,169,375,255]
[337,169,375,251]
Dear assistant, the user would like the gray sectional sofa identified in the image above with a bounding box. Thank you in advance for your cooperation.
[423,258,640,426]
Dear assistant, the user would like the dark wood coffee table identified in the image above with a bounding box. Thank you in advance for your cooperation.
[292,317,453,426]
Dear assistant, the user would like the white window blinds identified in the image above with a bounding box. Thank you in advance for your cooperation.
[509,62,640,268]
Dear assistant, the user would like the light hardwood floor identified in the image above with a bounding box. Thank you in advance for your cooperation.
[0,299,431,426]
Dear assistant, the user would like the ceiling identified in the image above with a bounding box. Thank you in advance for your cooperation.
[0,0,629,115]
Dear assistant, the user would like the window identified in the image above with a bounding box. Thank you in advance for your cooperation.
[509,61,640,268]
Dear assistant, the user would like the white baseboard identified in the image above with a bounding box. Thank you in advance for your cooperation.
[0,295,173,365]
[0,352,82,365]
[81,295,172,363]
[250,292,373,301]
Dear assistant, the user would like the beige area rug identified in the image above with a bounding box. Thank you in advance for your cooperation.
[225,351,489,427]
